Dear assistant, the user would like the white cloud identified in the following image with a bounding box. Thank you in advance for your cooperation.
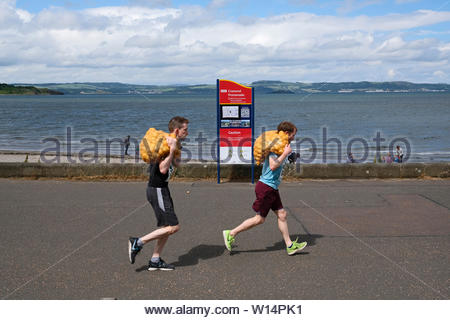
[378,36,406,52]
[0,2,450,84]
[125,33,180,48]
[387,68,396,78]
[433,70,445,76]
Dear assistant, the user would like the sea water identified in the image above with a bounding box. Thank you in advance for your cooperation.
[0,92,449,163]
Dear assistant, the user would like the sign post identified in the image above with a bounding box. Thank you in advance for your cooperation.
[217,79,255,184]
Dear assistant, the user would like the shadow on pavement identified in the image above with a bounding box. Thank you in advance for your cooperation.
[135,244,226,271]
[135,234,323,271]
[135,265,148,272]
[173,244,226,268]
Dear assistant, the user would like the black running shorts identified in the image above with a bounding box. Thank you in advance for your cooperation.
[146,186,179,227]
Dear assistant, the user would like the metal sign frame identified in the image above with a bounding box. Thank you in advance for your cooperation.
[217,79,255,184]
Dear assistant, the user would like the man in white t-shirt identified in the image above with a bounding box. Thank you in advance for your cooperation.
[396,146,404,163]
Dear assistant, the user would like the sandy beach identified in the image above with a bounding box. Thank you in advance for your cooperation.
[0,150,145,164]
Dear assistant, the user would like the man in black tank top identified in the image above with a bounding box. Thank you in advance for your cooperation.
[128,116,189,271]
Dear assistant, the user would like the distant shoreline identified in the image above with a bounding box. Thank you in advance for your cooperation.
[6,81,450,95]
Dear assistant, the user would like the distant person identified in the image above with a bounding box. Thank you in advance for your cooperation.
[124,135,131,156]
[396,145,404,163]
[135,144,139,157]
[347,152,355,163]
[128,117,189,271]
[383,153,393,164]
[222,121,307,256]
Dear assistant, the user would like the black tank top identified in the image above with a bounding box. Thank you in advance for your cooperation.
[148,162,169,188]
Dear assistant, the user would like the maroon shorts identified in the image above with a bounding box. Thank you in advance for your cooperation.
[252,181,283,218]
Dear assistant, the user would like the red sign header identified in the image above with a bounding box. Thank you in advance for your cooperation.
[219,80,252,104]
[220,128,252,147]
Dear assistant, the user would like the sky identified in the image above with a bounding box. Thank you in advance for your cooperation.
[1,0,450,84]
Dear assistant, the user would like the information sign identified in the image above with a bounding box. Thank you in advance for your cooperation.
[217,80,255,183]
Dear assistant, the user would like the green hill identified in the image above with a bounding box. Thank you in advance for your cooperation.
[0,83,63,95]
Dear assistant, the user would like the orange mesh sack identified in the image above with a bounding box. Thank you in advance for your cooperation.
[140,128,181,163]
[253,130,289,165]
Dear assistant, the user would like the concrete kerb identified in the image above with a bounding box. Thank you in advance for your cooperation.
[0,162,449,179]
[350,163,379,178]
[424,163,450,178]
[326,163,352,179]
[375,163,401,178]
[400,163,426,178]
[175,163,216,179]
[20,163,38,177]
[350,163,402,179]
[293,164,326,178]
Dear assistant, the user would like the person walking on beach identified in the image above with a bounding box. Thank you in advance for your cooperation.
[124,135,131,156]
[222,121,307,255]
[128,116,189,271]
[384,153,393,164]
[347,152,355,163]
[396,145,404,163]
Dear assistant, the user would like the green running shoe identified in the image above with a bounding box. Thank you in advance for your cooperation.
[287,238,307,256]
[222,230,235,251]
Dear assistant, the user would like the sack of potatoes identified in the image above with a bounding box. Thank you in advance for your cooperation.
[253,130,289,165]
[140,128,181,163]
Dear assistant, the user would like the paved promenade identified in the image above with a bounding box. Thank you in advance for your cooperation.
[0,178,449,300]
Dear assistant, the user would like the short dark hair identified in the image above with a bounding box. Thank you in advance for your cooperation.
[168,116,189,132]
[277,121,297,134]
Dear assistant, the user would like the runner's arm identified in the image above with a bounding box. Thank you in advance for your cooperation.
[269,144,291,171]
[159,136,177,174]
